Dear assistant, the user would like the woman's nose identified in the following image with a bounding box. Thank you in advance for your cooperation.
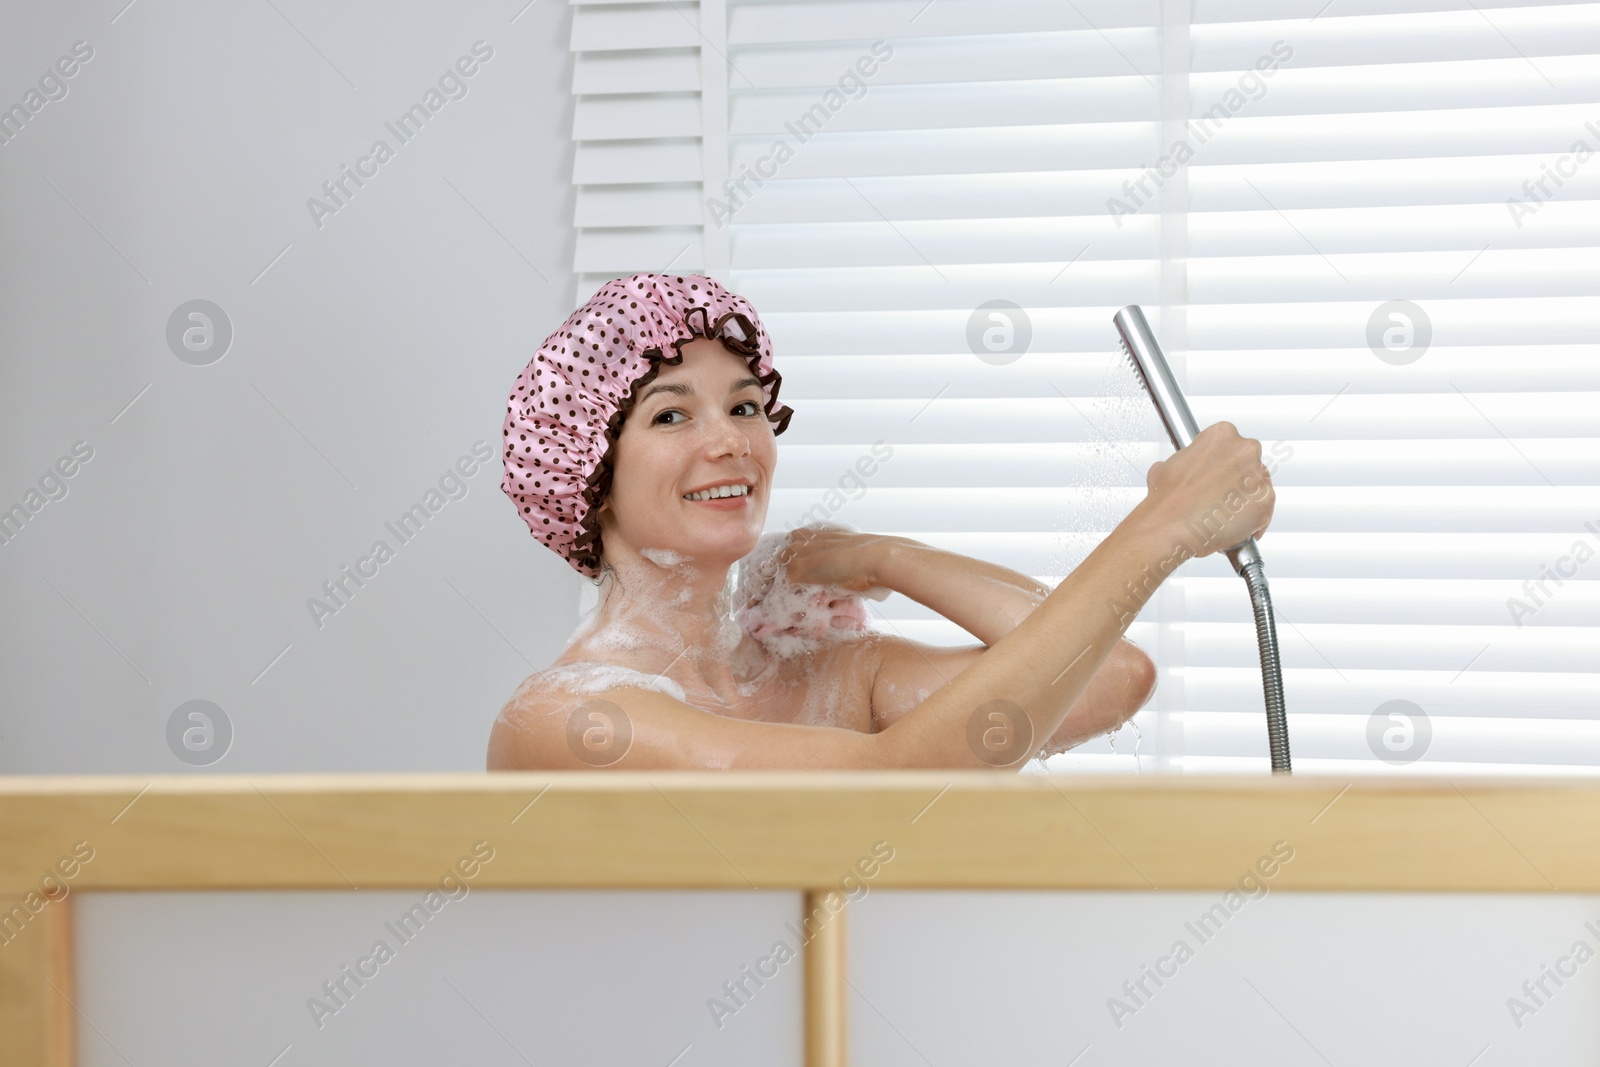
[704,413,751,457]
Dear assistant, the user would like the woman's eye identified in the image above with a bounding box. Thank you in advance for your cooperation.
[655,401,757,424]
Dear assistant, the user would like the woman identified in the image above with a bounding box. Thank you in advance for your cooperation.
[487,273,1273,770]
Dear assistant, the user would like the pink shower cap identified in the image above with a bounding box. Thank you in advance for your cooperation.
[501,272,794,580]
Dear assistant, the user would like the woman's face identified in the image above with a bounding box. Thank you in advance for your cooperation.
[598,336,776,569]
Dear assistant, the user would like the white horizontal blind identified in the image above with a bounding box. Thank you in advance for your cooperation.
[569,0,710,283]
[567,0,1600,776]
[1177,0,1600,777]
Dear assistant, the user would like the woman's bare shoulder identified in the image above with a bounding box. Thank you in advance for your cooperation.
[489,662,678,770]
[510,662,686,708]
[488,672,559,770]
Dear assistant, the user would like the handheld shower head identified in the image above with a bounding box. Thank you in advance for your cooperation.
[1110,304,1290,773]
[1112,304,1201,449]
[1112,304,1263,576]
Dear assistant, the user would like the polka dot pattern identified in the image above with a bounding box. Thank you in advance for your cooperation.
[500,272,794,580]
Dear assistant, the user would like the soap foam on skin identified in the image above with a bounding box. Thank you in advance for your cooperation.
[553,540,784,710]
[532,528,878,730]
[733,527,887,661]
[639,546,700,607]
[564,541,753,657]
[797,672,849,728]
[640,547,693,568]
[523,660,689,703]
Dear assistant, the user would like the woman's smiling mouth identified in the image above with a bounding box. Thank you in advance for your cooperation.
[683,482,755,506]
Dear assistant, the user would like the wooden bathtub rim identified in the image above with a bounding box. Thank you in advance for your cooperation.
[2,772,1595,893]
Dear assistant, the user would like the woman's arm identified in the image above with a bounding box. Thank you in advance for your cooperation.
[865,636,1156,751]
[869,423,1268,768]
[868,537,1050,646]
[782,531,1157,748]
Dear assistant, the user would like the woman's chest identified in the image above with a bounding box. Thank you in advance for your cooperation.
[692,644,879,734]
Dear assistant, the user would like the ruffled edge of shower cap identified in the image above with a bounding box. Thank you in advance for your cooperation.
[501,272,794,581]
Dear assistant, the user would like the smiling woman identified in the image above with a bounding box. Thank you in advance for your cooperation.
[489,272,1273,772]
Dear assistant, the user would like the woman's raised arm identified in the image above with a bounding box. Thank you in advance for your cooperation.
[869,536,1052,645]
[844,539,1158,748]
[872,422,1273,768]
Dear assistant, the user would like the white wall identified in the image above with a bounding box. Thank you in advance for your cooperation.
[0,0,582,774]
[851,890,1600,1064]
[76,889,805,1067]
[74,888,1600,1065]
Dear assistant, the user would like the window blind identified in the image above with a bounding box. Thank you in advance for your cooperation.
[565,0,1600,776]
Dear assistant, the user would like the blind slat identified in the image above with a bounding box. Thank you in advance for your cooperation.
[574,93,700,139]
[571,3,701,51]
[729,0,1159,45]
[573,49,700,95]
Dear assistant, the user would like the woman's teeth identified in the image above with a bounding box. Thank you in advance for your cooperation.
[684,484,752,501]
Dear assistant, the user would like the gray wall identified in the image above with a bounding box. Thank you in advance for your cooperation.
[0,0,581,774]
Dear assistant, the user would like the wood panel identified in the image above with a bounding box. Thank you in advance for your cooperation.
[0,894,73,1067]
[1,772,1595,891]
[803,890,848,1067]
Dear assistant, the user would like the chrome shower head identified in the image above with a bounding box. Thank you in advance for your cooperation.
[1111,304,1262,574]
[1113,304,1200,451]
